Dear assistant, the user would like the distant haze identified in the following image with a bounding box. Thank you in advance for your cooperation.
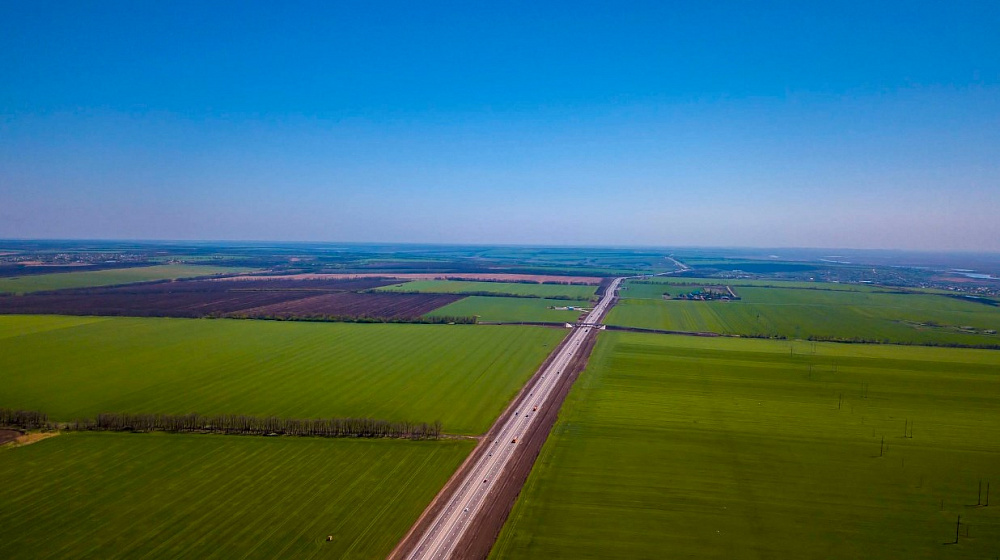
[2,2,998,251]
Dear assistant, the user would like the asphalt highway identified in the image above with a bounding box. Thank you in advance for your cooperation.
[405,277,623,560]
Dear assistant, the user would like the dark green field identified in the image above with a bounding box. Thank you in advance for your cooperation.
[609,280,1000,346]
[0,432,472,559]
[492,333,1000,559]
[0,316,564,434]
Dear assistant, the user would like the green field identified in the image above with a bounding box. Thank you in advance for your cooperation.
[377,280,597,300]
[609,282,1000,346]
[0,264,250,294]
[492,333,1000,559]
[425,296,590,323]
[0,316,564,434]
[624,276,899,294]
[0,432,472,559]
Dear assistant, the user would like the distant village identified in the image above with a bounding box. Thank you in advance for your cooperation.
[663,286,740,301]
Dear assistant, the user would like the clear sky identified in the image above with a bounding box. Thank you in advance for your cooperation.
[2,1,998,250]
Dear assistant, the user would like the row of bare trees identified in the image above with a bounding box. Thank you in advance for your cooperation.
[1,408,442,440]
[0,408,48,430]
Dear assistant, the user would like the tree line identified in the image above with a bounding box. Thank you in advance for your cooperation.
[1,408,442,440]
[225,313,476,324]
[0,408,48,430]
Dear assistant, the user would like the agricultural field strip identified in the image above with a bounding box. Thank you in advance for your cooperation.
[221,273,604,284]
[235,292,466,320]
[377,280,597,300]
[0,316,564,434]
[623,277,902,294]
[631,275,999,300]
[406,277,623,560]
[0,264,250,294]
[425,296,591,324]
[491,333,1000,559]
[0,433,472,559]
[609,283,1000,346]
[0,278,442,319]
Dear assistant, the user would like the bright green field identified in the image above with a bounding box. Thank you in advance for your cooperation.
[0,316,564,434]
[624,276,899,295]
[0,264,249,294]
[0,432,472,559]
[609,283,1000,346]
[377,280,597,300]
[425,296,590,323]
[492,333,1000,559]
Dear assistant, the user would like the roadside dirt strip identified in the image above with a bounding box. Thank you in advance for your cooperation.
[391,278,623,560]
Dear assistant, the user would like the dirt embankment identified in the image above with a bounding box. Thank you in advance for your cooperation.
[0,430,59,447]
[0,429,21,445]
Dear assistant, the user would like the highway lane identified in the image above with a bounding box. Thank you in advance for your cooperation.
[405,277,623,560]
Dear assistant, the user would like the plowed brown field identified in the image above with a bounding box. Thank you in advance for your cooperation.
[237,292,466,319]
[220,273,603,284]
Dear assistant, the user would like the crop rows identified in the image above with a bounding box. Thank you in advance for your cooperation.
[238,292,465,320]
[376,280,597,300]
[609,284,1000,346]
[493,333,1000,559]
[0,264,248,294]
[0,433,473,559]
[425,296,591,323]
[0,316,564,434]
[0,278,455,320]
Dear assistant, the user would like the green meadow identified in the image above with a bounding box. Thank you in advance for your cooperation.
[377,280,597,300]
[426,296,590,323]
[0,432,472,559]
[0,316,564,434]
[0,264,249,294]
[620,277,898,297]
[609,281,1000,346]
[492,333,1000,559]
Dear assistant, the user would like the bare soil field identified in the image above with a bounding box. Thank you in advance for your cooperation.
[0,429,21,445]
[237,292,466,320]
[221,273,604,284]
[0,277,409,319]
[106,277,400,293]
[0,290,311,317]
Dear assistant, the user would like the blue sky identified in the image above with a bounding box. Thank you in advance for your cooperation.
[2,1,998,250]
